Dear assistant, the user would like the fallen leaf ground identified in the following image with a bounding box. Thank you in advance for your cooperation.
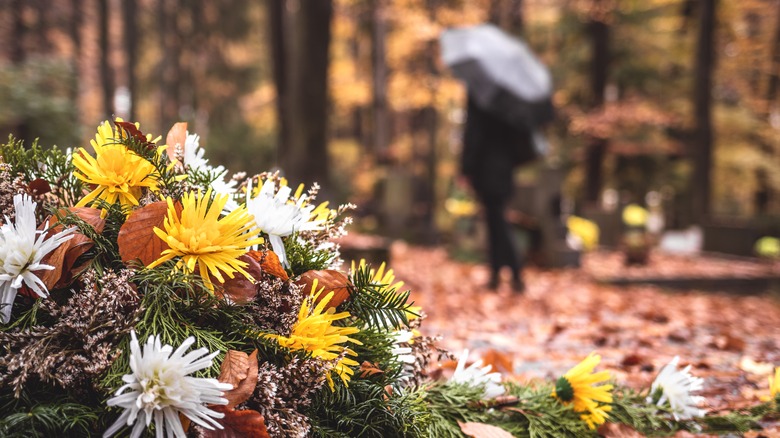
[390,242,780,431]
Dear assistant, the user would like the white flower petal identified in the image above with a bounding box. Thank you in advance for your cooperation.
[104,331,230,437]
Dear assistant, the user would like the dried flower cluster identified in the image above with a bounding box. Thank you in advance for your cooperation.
[252,357,326,437]
[0,268,140,395]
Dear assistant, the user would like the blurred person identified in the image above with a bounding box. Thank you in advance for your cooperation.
[460,94,533,292]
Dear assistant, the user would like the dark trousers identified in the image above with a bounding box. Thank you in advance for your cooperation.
[480,194,521,280]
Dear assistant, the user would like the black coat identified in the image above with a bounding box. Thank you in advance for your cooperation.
[461,96,534,200]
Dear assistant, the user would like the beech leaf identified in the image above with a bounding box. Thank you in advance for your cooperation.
[166,122,188,161]
[201,407,270,438]
[220,255,261,304]
[458,421,514,438]
[295,269,351,307]
[205,350,268,438]
[37,207,105,289]
[247,250,289,281]
[118,201,176,266]
[218,349,258,409]
[359,361,385,378]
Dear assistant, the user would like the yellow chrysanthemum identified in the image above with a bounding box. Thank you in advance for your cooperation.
[148,189,263,292]
[770,367,780,400]
[351,259,405,293]
[552,353,614,430]
[269,281,362,391]
[73,120,160,212]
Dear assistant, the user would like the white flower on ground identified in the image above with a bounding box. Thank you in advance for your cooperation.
[244,179,324,268]
[647,356,706,421]
[450,349,505,399]
[182,132,239,212]
[104,331,233,438]
[0,194,74,324]
[390,330,416,365]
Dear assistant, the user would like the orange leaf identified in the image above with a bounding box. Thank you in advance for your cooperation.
[480,349,513,374]
[37,207,105,290]
[295,270,351,307]
[166,122,188,161]
[218,350,258,409]
[220,255,260,304]
[201,407,270,438]
[205,350,268,438]
[118,201,177,266]
[359,361,385,378]
[247,250,289,281]
[458,421,514,438]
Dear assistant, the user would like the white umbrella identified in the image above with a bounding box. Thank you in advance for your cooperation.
[441,24,554,129]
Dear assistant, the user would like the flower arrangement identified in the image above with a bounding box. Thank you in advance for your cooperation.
[0,120,778,437]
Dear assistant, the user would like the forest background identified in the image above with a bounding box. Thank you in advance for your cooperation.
[1,0,779,244]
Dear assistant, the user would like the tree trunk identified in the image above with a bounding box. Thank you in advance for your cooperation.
[274,0,333,188]
[690,0,716,224]
[268,0,288,162]
[10,0,26,64]
[122,0,138,121]
[68,0,82,115]
[371,0,390,157]
[584,13,610,205]
[766,0,780,109]
[489,0,523,35]
[158,0,180,130]
[98,0,114,119]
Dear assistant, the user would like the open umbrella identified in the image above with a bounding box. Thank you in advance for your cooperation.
[440,24,554,129]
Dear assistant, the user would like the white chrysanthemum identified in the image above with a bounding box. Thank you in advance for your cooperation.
[182,133,239,212]
[390,330,416,365]
[450,349,505,399]
[245,179,324,267]
[0,194,74,324]
[104,331,233,438]
[647,356,706,421]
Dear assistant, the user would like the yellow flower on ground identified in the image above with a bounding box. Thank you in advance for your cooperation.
[622,204,649,227]
[148,189,263,292]
[770,367,780,401]
[73,120,160,212]
[269,281,362,391]
[566,215,599,251]
[552,353,614,430]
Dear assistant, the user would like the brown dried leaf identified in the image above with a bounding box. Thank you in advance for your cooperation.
[359,361,385,378]
[118,201,177,266]
[597,422,645,438]
[218,350,258,409]
[457,421,514,438]
[37,207,105,289]
[206,350,267,438]
[166,122,188,161]
[247,250,289,281]
[202,407,270,438]
[480,349,513,374]
[28,178,51,195]
[295,269,351,307]
[220,255,261,304]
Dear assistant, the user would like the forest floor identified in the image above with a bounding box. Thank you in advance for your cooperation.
[388,242,780,437]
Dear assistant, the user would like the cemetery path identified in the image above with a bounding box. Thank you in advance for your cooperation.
[390,242,780,436]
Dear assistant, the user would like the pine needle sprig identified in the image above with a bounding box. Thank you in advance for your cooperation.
[0,136,84,213]
[342,264,416,331]
[608,387,681,436]
[0,389,99,437]
[309,380,429,437]
[285,235,337,277]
